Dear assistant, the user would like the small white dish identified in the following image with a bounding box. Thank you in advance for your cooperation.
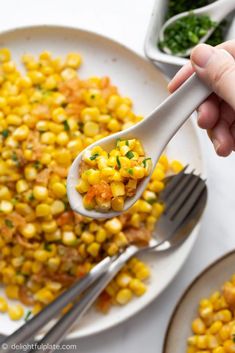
[144,0,235,68]
[163,250,235,353]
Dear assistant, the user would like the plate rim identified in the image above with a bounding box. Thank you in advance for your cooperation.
[0,23,206,339]
[162,249,235,353]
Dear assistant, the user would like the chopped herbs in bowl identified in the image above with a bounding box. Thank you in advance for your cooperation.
[159,13,216,56]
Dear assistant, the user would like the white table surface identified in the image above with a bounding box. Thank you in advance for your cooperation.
[1,1,235,352]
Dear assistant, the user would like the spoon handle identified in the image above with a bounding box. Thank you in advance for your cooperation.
[142,73,212,150]
[207,0,235,22]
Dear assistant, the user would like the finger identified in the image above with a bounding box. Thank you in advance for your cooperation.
[191,44,235,111]
[220,100,235,127]
[168,62,194,93]
[168,39,235,93]
[210,119,234,157]
[197,94,220,129]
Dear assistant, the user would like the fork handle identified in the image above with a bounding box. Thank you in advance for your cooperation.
[29,245,139,353]
[0,257,112,353]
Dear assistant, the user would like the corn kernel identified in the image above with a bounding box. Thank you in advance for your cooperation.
[116,289,132,305]
[8,304,24,321]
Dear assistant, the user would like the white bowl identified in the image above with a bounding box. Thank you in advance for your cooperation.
[144,0,235,69]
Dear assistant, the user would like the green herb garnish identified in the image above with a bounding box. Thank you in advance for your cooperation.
[33,160,41,170]
[233,334,235,343]
[142,158,151,168]
[28,194,35,202]
[5,219,14,228]
[44,243,52,252]
[90,153,99,161]
[125,140,129,146]
[125,151,134,159]
[164,0,226,51]
[127,168,133,175]
[146,198,157,205]
[63,120,70,131]
[24,310,32,322]
[159,13,216,55]
[12,152,18,162]
[1,129,9,138]
[116,156,121,169]
[116,138,121,147]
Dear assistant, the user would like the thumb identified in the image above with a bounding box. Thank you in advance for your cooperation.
[191,44,235,111]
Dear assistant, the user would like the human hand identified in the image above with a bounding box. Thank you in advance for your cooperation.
[168,40,235,157]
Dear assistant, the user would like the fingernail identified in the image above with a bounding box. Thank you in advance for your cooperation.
[191,44,214,68]
[212,138,220,152]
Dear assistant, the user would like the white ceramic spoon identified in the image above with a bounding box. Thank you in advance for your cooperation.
[159,0,235,57]
[67,72,214,219]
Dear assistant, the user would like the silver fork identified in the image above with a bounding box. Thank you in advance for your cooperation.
[0,170,207,353]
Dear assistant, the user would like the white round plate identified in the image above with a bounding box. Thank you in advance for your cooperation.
[163,250,235,353]
[0,25,205,339]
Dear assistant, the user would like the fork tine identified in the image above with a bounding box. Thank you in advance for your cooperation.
[170,178,206,227]
[166,174,200,218]
[160,165,188,199]
[163,170,195,209]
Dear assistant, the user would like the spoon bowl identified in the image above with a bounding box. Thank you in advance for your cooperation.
[67,72,213,219]
[159,0,235,57]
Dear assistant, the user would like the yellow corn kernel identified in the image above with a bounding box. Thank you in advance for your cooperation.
[0,297,8,312]
[8,304,24,321]
[56,131,69,146]
[0,186,11,200]
[116,273,132,288]
[95,229,107,243]
[34,288,54,304]
[87,242,100,257]
[129,278,147,296]
[107,243,119,256]
[192,318,206,334]
[83,121,99,137]
[137,200,152,213]
[110,181,125,197]
[20,223,37,239]
[87,170,101,185]
[214,310,232,323]
[6,114,22,126]
[34,250,49,262]
[219,325,230,341]
[208,321,223,334]
[0,200,13,214]
[42,220,57,233]
[212,348,225,353]
[207,335,219,349]
[171,160,184,173]
[114,232,128,247]
[76,179,89,193]
[0,48,11,62]
[16,179,29,193]
[24,166,37,181]
[83,194,96,210]
[107,119,121,132]
[51,182,66,197]
[13,125,29,141]
[105,218,122,234]
[33,186,48,200]
[116,288,132,305]
[111,197,124,211]
[196,335,208,349]
[36,203,51,217]
[62,231,77,246]
[61,68,77,81]
[152,167,165,181]
[65,53,82,68]
[41,131,56,145]
[5,285,19,300]
[135,266,150,280]
[51,200,65,215]
[81,231,95,244]
[224,340,235,353]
